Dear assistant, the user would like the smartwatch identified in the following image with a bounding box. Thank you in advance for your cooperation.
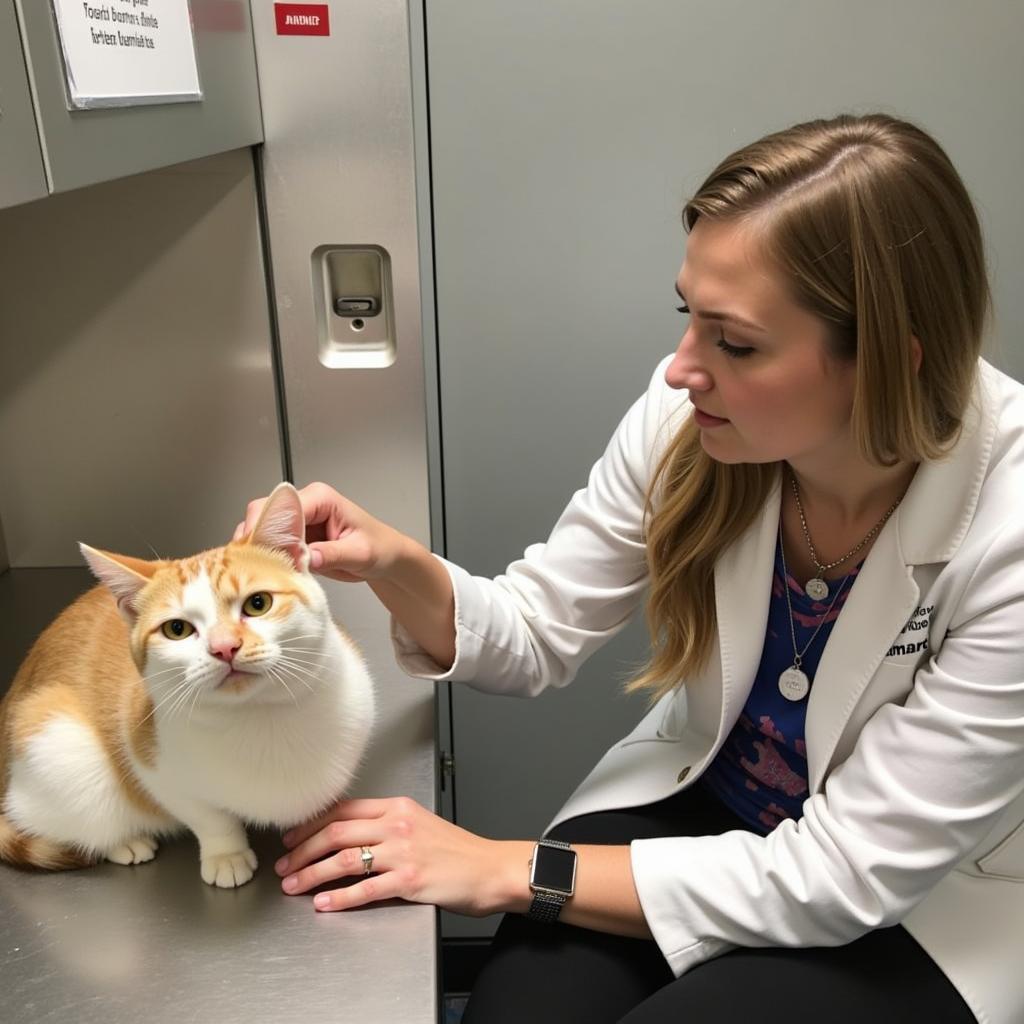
[527,839,577,923]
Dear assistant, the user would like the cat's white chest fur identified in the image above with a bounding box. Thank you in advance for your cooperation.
[139,632,374,828]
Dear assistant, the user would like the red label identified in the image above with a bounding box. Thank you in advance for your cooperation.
[275,3,330,36]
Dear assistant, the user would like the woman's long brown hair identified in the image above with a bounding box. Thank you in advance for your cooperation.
[628,114,989,701]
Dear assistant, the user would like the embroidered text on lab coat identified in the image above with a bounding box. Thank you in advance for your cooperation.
[886,604,933,658]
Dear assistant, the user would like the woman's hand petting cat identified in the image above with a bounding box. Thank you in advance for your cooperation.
[234,482,407,583]
[238,480,457,678]
[274,796,530,917]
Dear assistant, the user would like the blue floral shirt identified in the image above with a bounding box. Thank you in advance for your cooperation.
[700,535,863,834]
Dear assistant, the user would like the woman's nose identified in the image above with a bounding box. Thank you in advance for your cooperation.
[665,330,712,392]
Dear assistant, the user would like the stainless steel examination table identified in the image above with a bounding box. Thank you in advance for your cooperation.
[0,831,438,1023]
[0,568,440,1023]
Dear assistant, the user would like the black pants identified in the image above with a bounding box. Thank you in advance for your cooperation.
[462,783,976,1024]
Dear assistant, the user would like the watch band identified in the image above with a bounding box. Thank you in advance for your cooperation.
[528,889,568,923]
[527,838,575,923]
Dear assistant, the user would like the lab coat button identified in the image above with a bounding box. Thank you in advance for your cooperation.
[677,766,690,783]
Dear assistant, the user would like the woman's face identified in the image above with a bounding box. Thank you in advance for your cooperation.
[665,217,857,468]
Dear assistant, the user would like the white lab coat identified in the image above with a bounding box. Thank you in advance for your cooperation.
[393,355,1024,1024]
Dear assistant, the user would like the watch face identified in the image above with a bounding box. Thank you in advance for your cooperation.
[530,844,577,893]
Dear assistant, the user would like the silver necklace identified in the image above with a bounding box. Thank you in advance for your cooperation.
[777,520,853,702]
[789,470,901,600]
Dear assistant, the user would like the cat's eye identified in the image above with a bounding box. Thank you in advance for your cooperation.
[161,619,195,640]
[242,592,273,617]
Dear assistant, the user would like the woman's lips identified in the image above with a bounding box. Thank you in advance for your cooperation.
[693,408,730,428]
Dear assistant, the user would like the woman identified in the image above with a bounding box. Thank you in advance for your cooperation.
[237,114,1024,1023]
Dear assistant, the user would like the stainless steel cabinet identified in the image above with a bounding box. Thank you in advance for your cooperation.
[0,1,47,209]
[3,0,262,201]
[0,2,439,1014]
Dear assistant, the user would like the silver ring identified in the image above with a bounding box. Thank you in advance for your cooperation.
[360,846,374,876]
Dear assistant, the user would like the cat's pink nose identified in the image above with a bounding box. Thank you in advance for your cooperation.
[209,638,242,664]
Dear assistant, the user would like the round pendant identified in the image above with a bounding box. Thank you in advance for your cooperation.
[806,577,829,600]
[778,666,811,702]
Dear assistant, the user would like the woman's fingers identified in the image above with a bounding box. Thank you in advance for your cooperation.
[276,796,504,917]
[276,818,377,879]
[281,798,389,851]
[277,804,402,897]
[231,482,405,584]
[277,800,417,899]
[280,838,383,896]
[232,495,267,541]
[232,482,349,545]
[312,870,405,912]
[308,535,376,580]
[299,482,350,530]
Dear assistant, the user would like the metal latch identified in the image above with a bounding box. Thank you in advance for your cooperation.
[334,296,380,317]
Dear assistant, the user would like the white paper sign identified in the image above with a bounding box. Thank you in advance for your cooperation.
[51,0,202,109]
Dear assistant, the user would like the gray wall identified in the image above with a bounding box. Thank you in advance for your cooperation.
[425,0,1024,937]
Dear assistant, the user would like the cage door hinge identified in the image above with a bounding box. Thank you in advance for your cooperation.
[440,751,455,790]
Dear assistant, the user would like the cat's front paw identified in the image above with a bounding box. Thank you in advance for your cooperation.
[201,848,258,888]
[107,837,159,865]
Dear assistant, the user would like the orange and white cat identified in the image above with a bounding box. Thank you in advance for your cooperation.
[0,483,375,887]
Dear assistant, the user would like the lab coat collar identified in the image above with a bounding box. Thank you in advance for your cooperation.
[895,362,998,565]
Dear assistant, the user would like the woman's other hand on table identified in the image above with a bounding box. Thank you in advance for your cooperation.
[274,797,530,917]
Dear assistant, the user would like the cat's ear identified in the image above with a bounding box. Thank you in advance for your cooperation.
[79,544,158,621]
[243,482,309,572]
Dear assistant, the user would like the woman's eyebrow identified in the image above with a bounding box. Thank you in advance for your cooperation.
[674,283,768,333]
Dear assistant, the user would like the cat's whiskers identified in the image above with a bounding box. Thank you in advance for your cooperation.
[144,663,193,683]
[169,665,226,725]
[265,666,300,706]
[252,647,314,684]
[139,673,192,725]
[248,642,317,667]
[276,648,341,664]
[275,652,326,670]
[166,677,199,725]
[234,648,316,698]
[273,658,323,685]
[164,686,188,723]
[143,672,189,696]
[272,660,316,694]
[186,673,207,726]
